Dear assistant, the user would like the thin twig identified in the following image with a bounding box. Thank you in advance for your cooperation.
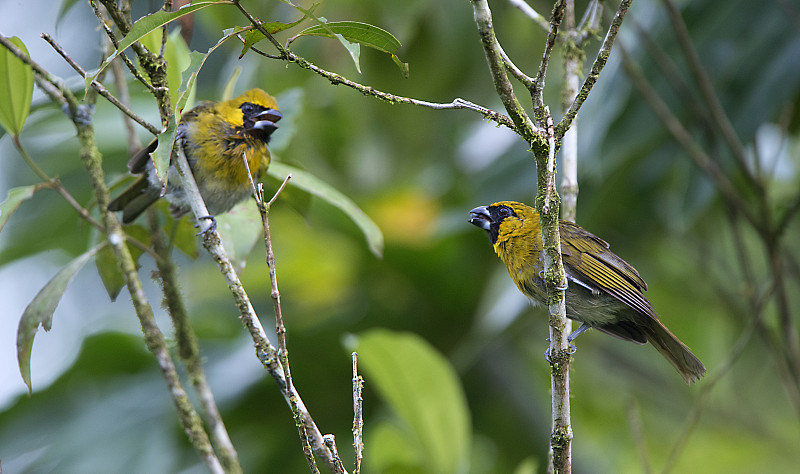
[257,176,329,473]
[556,0,633,141]
[662,0,760,191]
[40,33,160,135]
[230,2,518,132]
[244,39,518,132]
[618,45,760,230]
[496,39,536,89]
[89,0,154,92]
[533,0,566,111]
[508,0,551,31]
[469,0,543,148]
[626,398,653,474]
[110,54,142,156]
[575,0,602,44]
[352,352,364,474]
[323,435,346,474]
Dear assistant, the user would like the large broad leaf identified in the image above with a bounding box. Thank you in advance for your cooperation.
[268,162,384,257]
[0,36,34,136]
[215,201,264,273]
[351,329,471,474]
[17,244,104,392]
[294,21,408,77]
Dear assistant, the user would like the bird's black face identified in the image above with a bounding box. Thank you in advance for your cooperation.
[469,204,516,244]
[240,102,282,141]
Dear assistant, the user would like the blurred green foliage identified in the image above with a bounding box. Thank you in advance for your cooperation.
[1,0,799,473]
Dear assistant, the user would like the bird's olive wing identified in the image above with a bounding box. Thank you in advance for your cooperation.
[559,221,656,318]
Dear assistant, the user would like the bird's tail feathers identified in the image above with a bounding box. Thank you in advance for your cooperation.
[108,176,161,224]
[644,318,706,384]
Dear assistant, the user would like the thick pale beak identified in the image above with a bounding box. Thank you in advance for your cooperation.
[468,206,491,230]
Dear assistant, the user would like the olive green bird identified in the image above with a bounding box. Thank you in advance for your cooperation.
[469,201,706,383]
[109,88,282,224]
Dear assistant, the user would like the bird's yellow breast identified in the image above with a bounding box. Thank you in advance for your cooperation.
[493,209,547,302]
[183,109,271,192]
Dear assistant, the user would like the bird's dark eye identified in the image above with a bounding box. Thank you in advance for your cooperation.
[498,206,512,218]
[240,103,256,114]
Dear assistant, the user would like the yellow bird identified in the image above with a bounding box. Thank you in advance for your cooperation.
[469,201,706,383]
[109,88,282,223]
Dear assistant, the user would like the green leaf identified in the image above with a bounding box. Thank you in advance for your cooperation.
[95,245,125,301]
[365,420,424,471]
[56,0,82,25]
[215,201,264,273]
[352,329,471,474]
[0,184,42,233]
[220,67,242,101]
[0,36,34,135]
[151,115,178,186]
[296,21,408,77]
[238,3,319,58]
[17,244,104,392]
[86,1,232,90]
[96,225,151,301]
[171,215,200,259]
[268,162,384,257]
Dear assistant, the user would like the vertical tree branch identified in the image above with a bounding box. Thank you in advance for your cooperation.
[560,0,580,223]
[542,107,571,474]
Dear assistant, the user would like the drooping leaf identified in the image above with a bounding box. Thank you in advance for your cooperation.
[295,21,408,77]
[0,184,42,233]
[96,225,151,300]
[95,244,126,301]
[220,67,242,101]
[268,162,384,257]
[150,115,178,186]
[351,329,471,474]
[0,36,34,136]
[56,0,82,26]
[17,244,104,392]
